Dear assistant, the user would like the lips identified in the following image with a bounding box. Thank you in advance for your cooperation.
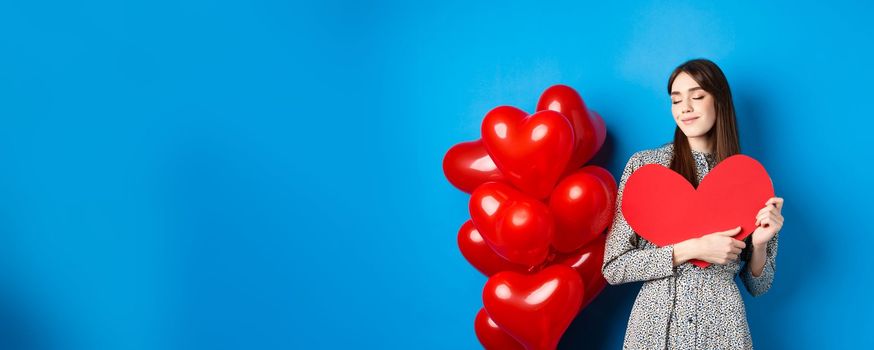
[681,116,699,125]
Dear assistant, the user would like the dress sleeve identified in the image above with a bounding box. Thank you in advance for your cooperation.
[601,152,677,285]
[740,232,779,297]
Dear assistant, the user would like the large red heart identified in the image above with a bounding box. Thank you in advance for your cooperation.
[621,154,774,268]
[470,182,554,267]
[483,265,583,350]
[535,85,606,175]
[443,139,505,194]
[457,220,527,276]
[481,106,574,200]
[548,166,617,253]
[553,234,608,310]
[474,307,525,350]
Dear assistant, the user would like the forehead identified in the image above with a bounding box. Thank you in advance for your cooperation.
[670,72,702,94]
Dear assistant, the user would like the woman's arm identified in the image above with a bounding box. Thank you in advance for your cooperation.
[602,152,677,285]
[741,232,778,296]
[741,197,783,296]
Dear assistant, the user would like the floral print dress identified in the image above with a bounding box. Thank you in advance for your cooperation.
[601,143,778,349]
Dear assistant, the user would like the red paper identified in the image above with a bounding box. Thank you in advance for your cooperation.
[620,154,774,268]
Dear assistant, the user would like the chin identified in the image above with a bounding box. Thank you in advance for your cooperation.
[677,127,709,138]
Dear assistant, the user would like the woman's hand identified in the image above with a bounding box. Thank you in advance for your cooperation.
[751,197,784,247]
[672,226,746,266]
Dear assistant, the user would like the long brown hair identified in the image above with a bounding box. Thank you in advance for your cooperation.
[667,58,740,188]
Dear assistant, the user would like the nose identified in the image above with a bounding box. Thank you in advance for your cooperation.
[682,99,693,113]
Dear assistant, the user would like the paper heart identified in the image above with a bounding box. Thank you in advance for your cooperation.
[474,307,525,350]
[443,139,504,193]
[548,166,617,253]
[457,220,527,276]
[469,182,554,266]
[535,85,606,175]
[621,154,774,268]
[483,265,583,350]
[481,106,574,199]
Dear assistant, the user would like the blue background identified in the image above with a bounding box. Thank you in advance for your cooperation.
[1,0,871,349]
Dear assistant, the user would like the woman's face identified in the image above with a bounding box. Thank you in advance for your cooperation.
[670,72,716,138]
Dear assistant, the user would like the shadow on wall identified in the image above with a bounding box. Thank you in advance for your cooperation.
[560,282,640,349]
[0,287,54,350]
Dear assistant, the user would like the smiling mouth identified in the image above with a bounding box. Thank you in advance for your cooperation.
[681,116,699,125]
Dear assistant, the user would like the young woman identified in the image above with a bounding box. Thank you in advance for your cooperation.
[601,58,784,349]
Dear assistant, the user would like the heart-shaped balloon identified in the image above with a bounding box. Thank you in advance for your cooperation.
[536,85,606,175]
[548,166,617,253]
[474,307,525,350]
[443,139,505,193]
[483,265,584,350]
[621,155,774,268]
[457,220,527,276]
[470,181,554,267]
[553,234,608,310]
[589,110,606,151]
[481,106,574,200]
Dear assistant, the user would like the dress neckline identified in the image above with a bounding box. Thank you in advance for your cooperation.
[664,142,714,158]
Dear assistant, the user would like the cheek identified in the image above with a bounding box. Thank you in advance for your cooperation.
[696,101,716,119]
[671,105,682,118]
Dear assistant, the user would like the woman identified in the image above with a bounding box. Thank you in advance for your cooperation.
[601,58,784,349]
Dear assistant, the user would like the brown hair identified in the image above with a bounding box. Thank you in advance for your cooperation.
[667,58,740,187]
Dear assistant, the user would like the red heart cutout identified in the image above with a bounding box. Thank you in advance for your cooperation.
[470,182,554,266]
[621,155,774,268]
[483,265,583,350]
[481,106,574,199]
[535,85,606,175]
[443,139,505,194]
[548,166,617,253]
[553,234,608,310]
[457,220,527,276]
[474,307,525,350]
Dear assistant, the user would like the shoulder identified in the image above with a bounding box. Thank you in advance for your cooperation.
[627,142,673,168]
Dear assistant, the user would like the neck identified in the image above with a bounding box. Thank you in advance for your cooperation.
[687,135,713,154]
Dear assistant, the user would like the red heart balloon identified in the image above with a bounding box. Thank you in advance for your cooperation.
[548,166,617,252]
[474,307,525,350]
[457,220,527,276]
[481,106,574,200]
[470,182,554,266]
[536,85,606,175]
[589,110,606,152]
[483,265,584,350]
[443,139,505,193]
[621,155,774,268]
[553,234,608,310]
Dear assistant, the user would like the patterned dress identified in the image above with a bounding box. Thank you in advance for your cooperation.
[601,143,778,350]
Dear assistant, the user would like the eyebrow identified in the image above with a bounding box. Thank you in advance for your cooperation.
[670,87,704,95]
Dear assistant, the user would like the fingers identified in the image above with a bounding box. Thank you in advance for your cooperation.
[731,239,747,249]
[755,203,783,226]
[758,211,784,228]
[759,214,784,229]
[715,252,740,265]
[766,197,784,210]
[755,206,770,226]
[715,226,742,236]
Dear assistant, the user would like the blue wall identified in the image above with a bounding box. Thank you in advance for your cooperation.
[0,1,871,349]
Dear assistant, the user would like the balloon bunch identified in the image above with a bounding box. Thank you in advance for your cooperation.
[443,85,618,350]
